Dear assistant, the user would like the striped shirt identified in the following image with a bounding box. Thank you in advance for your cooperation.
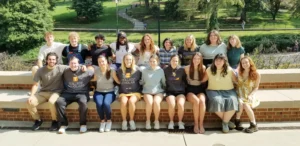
[159,47,177,65]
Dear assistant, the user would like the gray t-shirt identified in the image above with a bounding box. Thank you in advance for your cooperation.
[199,43,227,60]
[63,68,94,93]
[95,67,115,92]
[33,65,68,93]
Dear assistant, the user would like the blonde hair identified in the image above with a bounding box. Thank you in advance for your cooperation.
[183,34,197,51]
[44,32,54,37]
[121,53,137,74]
[227,35,242,50]
[68,32,80,40]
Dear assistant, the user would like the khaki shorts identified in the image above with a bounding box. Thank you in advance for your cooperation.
[119,93,142,100]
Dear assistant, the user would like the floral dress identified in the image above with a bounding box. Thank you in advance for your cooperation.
[237,76,260,108]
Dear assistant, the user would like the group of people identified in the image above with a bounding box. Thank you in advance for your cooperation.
[26,30,261,135]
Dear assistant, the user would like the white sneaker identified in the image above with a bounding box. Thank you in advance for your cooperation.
[168,121,174,129]
[145,121,151,130]
[58,126,68,134]
[154,121,160,130]
[105,121,112,132]
[178,121,185,130]
[79,125,87,133]
[129,120,136,130]
[122,121,128,130]
[99,122,106,133]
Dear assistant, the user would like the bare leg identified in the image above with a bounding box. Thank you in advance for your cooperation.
[176,95,185,122]
[223,110,236,122]
[120,96,128,121]
[153,94,163,121]
[166,95,176,122]
[198,93,206,134]
[186,93,200,134]
[144,94,153,121]
[128,95,138,121]
[244,104,256,123]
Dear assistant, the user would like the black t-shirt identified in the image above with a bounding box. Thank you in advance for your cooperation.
[62,44,89,64]
[117,66,142,94]
[178,46,200,66]
[90,44,113,66]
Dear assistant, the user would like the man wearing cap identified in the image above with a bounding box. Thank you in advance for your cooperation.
[109,31,136,69]
[89,34,113,66]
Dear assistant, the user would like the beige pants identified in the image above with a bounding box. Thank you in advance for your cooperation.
[26,92,60,120]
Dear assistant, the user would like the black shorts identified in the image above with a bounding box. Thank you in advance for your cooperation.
[186,85,205,95]
[166,92,185,97]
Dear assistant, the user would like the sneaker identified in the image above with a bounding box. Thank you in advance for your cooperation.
[168,121,174,130]
[49,120,59,131]
[145,121,151,130]
[129,120,136,130]
[245,122,258,133]
[80,125,87,133]
[99,122,106,133]
[178,121,185,130]
[222,122,229,133]
[122,121,128,130]
[105,121,112,132]
[58,126,68,134]
[228,121,236,129]
[235,119,244,131]
[154,121,160,130]
[31,119,43,131]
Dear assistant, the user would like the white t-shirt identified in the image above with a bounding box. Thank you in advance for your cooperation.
[110,42,136,64]
[138,51,152,66]
[38,42,66,64]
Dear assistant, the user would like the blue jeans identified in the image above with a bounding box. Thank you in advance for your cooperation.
[93,91,116,120]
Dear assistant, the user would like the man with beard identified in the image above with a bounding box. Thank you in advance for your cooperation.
[27,52,68,131]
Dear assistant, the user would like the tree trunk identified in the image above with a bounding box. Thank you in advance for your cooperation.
[145,0,149,8]
[240,8,247,21]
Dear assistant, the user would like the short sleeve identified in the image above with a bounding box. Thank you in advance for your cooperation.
[37,46,45,61]
[241,47,245,54]
[109,43,116,52]
[33,69,41,82]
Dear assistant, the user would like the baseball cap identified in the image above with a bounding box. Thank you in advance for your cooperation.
[118,32,127,38]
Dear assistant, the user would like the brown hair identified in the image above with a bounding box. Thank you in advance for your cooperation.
[189,52,204,80]
[205,30,222,45]
[98,55,111,80]
[210,53,229,77]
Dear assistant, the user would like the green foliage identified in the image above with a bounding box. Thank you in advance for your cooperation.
[291,0,300,18]
[0,0,53,53]
[49,0,57,11]
[70,0,103,21]
[164,0,180,20]
[177,0,200,21]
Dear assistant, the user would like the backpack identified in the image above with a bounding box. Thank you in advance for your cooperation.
[66,44,84,64]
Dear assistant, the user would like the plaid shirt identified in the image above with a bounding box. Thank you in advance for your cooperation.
[159,47,178,65]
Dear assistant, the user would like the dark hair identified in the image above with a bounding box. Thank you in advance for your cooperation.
[116,31,129,52]
[69,56,80,63]
[45,52,58,65]
[205,30,222,45]
[98,55,111,80]
[210,53,229,77]
[189,52,204,80]
[169,54,180,66]
[95,34,105,41]
[162,38,173,49]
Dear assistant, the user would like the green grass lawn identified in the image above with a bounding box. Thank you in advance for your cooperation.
[52,0,137,28]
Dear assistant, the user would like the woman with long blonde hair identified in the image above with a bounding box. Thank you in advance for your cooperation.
[178,34,200,66]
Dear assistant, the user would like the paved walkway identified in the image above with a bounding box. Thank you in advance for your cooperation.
[118,3,145,30]
[1,129,300,146]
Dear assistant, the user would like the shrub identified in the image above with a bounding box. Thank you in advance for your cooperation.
[0,52,32,71]
[70,0,104,21]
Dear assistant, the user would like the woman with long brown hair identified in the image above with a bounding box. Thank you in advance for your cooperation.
[135,34,159,67]
[184,52,206,134]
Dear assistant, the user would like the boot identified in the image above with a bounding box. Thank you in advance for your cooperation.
[245,122,258,133]
[235,119,244,131]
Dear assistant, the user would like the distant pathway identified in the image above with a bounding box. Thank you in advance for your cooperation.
[117,3,145,30]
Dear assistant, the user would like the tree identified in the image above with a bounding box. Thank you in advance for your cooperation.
[177,0,201,21]
[70,0,103,21]
[203,0,244,31]
[164,0,180,20]
[239,0,260,22]
[261,0,283,20]
[0,0,53,53]
[291,0,300,18]
[144,0,150,8]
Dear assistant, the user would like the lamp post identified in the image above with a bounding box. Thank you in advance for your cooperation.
[116,0,119,36]
[157,0,161,48]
